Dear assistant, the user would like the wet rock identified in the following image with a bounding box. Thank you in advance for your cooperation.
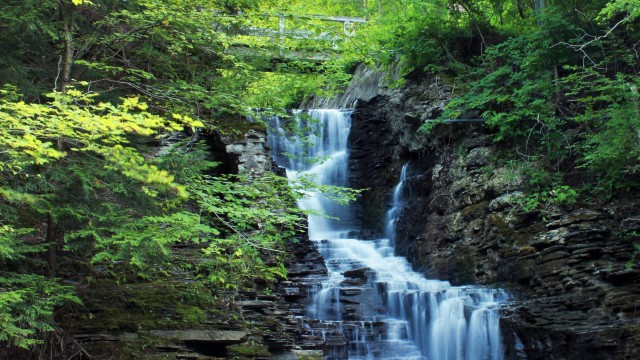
[465,146,491,169]
[606,269,640,285]
[489,192,523,212]
[546,209,605,229]
[143,330,247,344]
[343,267,372,280]
[286,263,326,277]
[536,250,568,264]
[239,300,274,309]
[621,216,640,231]
[342,267,374,286]
[282,286,301,298]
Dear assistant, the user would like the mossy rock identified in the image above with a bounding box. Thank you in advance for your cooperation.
[66,278,224,333]
[432,243,477,285]
[487,213,528,246]
[461,200,489,220]
[176,305,207,324]
[227,342,270,358]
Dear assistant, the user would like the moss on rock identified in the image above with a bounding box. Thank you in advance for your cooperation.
[227,342,270,358]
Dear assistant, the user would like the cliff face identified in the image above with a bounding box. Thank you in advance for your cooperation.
[347,75,640,359]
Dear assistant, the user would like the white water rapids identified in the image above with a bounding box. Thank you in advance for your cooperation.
[268,109,508,360]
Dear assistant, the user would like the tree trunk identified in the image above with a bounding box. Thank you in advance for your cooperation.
[49,2,76,275]
[554,65,561,104]
[58,1,76,94]
[362,0,369,20]
[46,213,59,277]
[459,1,486,53]
[536,0,547,12]
[535,0,547,25]
[516,0,527,19]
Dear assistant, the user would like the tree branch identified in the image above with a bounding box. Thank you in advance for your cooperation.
[211,211,285,253]
[552,14,630,67]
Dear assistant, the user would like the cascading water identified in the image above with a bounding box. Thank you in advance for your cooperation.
[268,110,353,233]
[384,163,409,247]
[269,109,509,360]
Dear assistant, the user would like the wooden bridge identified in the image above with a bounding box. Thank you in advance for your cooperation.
[220,13,367,67]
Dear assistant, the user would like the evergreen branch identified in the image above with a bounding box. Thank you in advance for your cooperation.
[210,210,285,254]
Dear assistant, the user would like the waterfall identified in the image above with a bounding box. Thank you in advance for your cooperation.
[269,110,508,360]
[268,110,353,237]
[384,163,409,246]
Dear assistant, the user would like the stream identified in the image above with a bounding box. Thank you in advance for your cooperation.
[269,109,509,360]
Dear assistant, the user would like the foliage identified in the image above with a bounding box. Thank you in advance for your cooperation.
[0,225,79,349]
[519,184,578,212]
[191,171,360,287]
[411,3,640,199]
[599,0,640,20]
[0,86,200,194]
[0,84,200,347]
[617,230,640,269]
[329,1,637,206]
[0,274,79,349]
[561,68,640,192]
[0,0,357,116]
[343,0,544,75]
[192,173,298,287]
[0,0,370,349]
[434,11,576,141]
[245,71,327,109]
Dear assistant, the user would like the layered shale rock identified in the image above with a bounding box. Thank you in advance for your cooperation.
[346,72,640,359]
